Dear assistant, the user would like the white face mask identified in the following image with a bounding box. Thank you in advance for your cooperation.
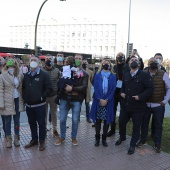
[8,68,15,75]
[156,59,162,65]
[30,61,38,68]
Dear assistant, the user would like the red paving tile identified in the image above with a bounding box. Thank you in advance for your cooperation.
[0,118,170,170]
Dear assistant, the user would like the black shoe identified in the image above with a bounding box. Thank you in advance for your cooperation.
[92,124,95,127]
[39,141,45,151]
[154,144,161,153]
[107,129,115,137]
[102,134,108,147]
[136,140,147,148]
[95,140,100,147]
[115,138,126,146]
[102,140,108,147]
[127,146,135,155]
[25,140,38,148]
[86,118,92,123]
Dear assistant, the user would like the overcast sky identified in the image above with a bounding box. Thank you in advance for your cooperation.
[0,0,170,60]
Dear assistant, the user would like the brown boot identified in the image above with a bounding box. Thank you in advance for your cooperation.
[39,141,45,151]
[53,130,59,138]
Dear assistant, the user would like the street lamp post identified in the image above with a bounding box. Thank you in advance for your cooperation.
[34,0,66,56]
[127,0,131,58]
[34,0,48,56]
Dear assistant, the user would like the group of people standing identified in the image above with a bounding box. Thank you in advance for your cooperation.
[0,51,169,155]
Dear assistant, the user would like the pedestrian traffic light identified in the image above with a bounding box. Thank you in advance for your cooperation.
[36,46,42,57]
[127,43,133,57]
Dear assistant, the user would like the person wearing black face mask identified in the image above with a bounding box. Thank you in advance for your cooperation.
[137,57,170,153]
[89,59,116,147]
[107,52,125,137]
[115,57,153,155]
[81,59,94,123]
[41,55,60,138]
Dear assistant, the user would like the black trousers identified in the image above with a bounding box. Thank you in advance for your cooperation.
[140,106,165,145]
[95,119,109,136]
[26,105,46,142]
[119,108,145,147]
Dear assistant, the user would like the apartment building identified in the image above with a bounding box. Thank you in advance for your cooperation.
[9,21,117,59]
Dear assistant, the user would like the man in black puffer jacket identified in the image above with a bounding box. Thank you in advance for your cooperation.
[22,56,52,151]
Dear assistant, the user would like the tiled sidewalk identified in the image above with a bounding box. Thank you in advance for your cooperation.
[0,118,170,170]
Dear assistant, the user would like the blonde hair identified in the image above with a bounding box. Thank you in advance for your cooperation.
[98,58,114,74]
[2,58,20,77]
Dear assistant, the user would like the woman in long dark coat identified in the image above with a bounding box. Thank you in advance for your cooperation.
[90,58,116,147]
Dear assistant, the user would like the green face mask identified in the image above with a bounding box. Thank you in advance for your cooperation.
[6,60,15,67]
[75,60,81,67]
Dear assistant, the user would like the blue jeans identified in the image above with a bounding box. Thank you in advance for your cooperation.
[5,98,20,136]
[26,105,46,142]
[59,100,81,139]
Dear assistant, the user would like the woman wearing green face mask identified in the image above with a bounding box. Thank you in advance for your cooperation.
[0,59,24,148]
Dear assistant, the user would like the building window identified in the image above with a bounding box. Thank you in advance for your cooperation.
[61,31,65,37]
[88,31,92,36]
[60,46,64,51]
[72,32,75,37]
[105,39,108,44]
[105,31,109,37]
[83,32,86,37]
[94,46,97,51]
[111,46,115,51]
[99,31,103,37]
[66,31,70,37]
[99,46,102,51]
[78,32,81,37]
[111,31,115,37]
[83,39,86,44]
[105,46,108,51]
[93,39,97,44]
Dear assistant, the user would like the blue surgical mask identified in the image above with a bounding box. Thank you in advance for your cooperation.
[0,62,2,66]
[57,57,63,62]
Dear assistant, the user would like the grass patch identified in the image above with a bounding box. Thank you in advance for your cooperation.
[116,117,170,154]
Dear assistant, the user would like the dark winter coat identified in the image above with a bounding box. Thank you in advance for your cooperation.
[120,70,153,112]
[22,69,52,105]
[89,72,116,124]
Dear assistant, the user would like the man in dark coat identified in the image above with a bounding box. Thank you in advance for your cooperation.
[115,57,153,155]
[22,56,52,151]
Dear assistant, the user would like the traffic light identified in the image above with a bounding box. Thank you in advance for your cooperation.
[36,46,42,57]
[127,43,133,57]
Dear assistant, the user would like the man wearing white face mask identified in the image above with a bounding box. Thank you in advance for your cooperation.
[22,56,52,151]
[154,53,166,72]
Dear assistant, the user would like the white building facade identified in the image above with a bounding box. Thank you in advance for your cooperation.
[9,21,117,59]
